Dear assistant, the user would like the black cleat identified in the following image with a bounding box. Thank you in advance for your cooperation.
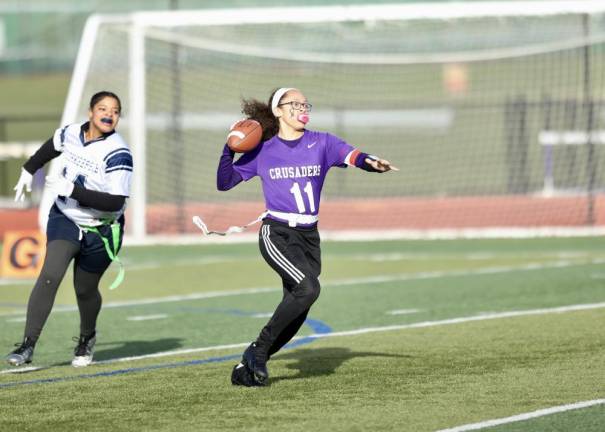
[243,343,269,385]
[231,362,262,387]
[71,332,96,368]
[6,338,35,366]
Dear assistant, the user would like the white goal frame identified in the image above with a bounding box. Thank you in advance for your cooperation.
[41,1,605,243]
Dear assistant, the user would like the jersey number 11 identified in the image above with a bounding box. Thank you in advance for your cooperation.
[290,181,316,213]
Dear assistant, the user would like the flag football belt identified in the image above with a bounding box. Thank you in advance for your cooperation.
[265,210,319,227]
[192,210,319,236]
[80,221,124,290]
[192,212,267,236]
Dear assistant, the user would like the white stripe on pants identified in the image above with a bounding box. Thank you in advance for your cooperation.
[261,225,304,283]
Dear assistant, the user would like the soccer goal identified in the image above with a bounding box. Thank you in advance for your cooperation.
[43,1,605,243]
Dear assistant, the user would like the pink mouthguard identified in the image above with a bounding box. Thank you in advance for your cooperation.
[297,114,309,124]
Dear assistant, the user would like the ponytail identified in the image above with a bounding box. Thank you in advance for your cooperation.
[241,88,288,142]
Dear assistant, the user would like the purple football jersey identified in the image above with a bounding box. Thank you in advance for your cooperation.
[233,130,355,215]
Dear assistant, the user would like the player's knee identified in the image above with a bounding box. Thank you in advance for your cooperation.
[74,278,101,301]
[294,276,321,307]
[75,286,99,301]
[37,269,63,289]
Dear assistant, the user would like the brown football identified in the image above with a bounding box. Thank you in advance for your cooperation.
[227,119,262,153]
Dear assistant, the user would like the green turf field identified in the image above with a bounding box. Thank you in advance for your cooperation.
[0,237,604,431]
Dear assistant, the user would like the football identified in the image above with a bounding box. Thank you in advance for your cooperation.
[227,119,262,153]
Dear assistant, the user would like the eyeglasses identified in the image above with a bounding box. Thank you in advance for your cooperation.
[278,101,313,112]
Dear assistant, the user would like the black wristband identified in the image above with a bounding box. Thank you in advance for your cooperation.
[357,153,382,173]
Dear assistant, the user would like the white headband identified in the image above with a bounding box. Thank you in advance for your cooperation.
[271,87,294,112]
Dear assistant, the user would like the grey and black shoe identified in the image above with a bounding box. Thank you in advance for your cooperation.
[71,332,96,368]
[243,342,269,385]
[6,337,35,366]
[231,362,262,387]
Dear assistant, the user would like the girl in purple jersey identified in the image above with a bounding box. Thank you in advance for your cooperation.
[217,87,397,386]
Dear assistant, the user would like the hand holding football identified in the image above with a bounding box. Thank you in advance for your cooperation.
[227,119,262,153]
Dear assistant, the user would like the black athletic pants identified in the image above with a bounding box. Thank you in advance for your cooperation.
[256,218,321,358]
[23,206,122,343]
[24,240,107,342]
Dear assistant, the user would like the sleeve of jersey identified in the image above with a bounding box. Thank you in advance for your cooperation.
[232,144,261,181]
[324,133,356,168]
[325,133,381,172]
[104,148,133,197]
[52,125,70,152]
[217,144,243,191]
[23,137,61,174]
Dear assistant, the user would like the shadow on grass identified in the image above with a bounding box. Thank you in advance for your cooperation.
[46,337,185,366]
[270,347,409,383]
[93,337,185,361]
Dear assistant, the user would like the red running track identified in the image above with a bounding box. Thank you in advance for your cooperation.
[1,195,603,240]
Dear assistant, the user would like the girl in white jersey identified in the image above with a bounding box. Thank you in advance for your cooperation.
[6,91,133,368]
[218,88,397,386]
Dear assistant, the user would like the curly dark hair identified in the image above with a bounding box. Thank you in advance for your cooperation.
[241,88,290,142]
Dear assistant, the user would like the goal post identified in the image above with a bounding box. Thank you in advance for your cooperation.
[42,1,605,243]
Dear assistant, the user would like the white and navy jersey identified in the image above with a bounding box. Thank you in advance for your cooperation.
[52,122,133,227]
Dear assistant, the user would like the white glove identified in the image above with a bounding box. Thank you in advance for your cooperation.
[13,168,33,202]
[45,175,75,198]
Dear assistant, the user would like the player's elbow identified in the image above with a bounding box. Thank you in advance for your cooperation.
[216,169,243,191]
[216,179,233,191]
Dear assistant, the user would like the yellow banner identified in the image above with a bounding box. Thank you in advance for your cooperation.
[0,230,46,278]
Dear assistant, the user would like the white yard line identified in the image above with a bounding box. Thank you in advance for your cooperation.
[309,302,605,339]
[0,366,44,375]
[0,287,280,317]
[0,279,31,286]
[250,313,274,318]
[435,399,605,432]
[1,250,594,279]
[126,314,168,321]
[323,258,605,288]
[125,252,434,269]
[125,251,603,269]
[92,301,605,365]
[126,255,245,270]
[1,258,604,318]
[386,309,421,315]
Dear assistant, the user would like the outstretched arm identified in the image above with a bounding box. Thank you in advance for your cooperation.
[23,137,61,174]
[351,150,399,173]
[362,155,399,172]
[14,137,61,201]
[217,144,243,191]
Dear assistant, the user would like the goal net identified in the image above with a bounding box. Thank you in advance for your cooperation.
[44,1,605,242]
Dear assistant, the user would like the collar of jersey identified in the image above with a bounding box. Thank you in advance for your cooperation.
[80,121,115,146]
[276,131,305,149]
